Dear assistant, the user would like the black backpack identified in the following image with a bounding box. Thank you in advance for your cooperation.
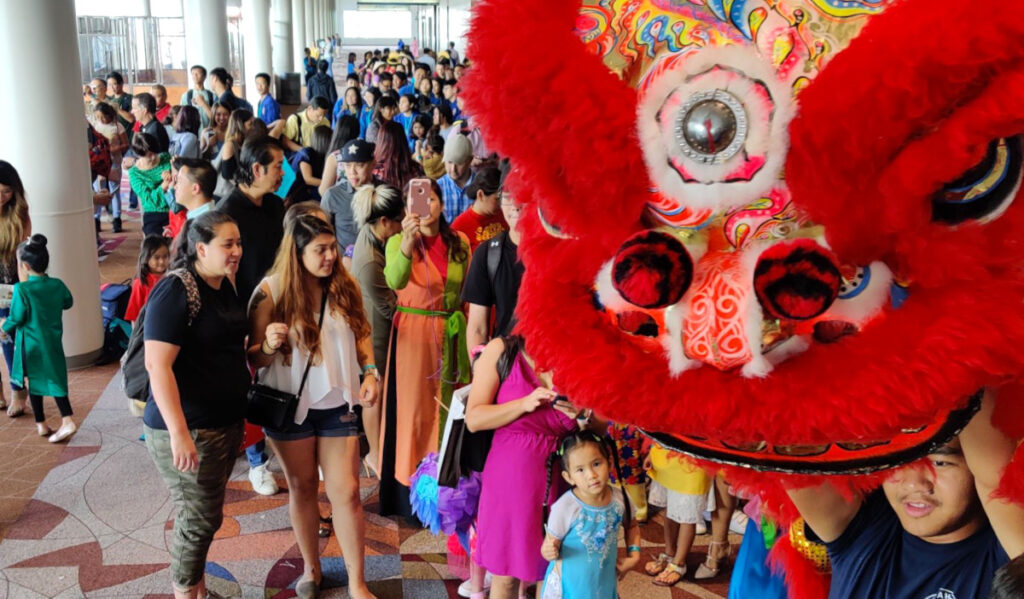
[121,269,201,401]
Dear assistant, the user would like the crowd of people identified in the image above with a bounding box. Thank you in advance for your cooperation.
[0,32,1020,599]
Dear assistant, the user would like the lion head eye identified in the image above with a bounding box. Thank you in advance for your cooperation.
[931,136,1023,225]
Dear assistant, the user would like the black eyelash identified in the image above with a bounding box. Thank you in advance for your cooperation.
[932,136,1022,225]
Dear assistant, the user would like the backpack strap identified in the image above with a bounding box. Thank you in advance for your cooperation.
[168,268,201,326]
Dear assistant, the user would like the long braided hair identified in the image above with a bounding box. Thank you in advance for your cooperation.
[542,430,633,535]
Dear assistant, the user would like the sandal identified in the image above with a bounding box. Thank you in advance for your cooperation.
[694,540,731,580]
[318,514,332,538]
[652,562,686,587]
[644,552,671,576]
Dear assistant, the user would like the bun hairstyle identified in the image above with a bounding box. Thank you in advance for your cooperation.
[130,132,160,157]
[18,234,50,273]
[352,183,404,228]
[464,165,502,200]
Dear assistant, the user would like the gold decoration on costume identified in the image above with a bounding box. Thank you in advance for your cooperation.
[790,517,832,573]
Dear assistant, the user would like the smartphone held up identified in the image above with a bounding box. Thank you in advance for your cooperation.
[408,178,432,218]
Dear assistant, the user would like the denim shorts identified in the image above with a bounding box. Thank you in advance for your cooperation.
[263,404,361,441]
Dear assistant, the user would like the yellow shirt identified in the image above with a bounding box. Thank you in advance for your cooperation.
[285,111,328,147]
[648,445,712,496]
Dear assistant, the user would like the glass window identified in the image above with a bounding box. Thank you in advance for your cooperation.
[342,10,412,39]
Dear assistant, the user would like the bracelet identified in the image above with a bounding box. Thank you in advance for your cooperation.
[627,545,641,554]
[361,364,377,373]
[260,339,276,355]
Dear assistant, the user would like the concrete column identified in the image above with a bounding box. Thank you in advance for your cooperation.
[0,0,103,366]
[272,0,293,77]
[304,0,315,50]
[315,0,324,40]
[242,0,273,106]
[291,0,307,73]
[183,0,230,72]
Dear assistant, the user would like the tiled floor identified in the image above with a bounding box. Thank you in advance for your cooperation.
[0,211,741,598]
[0,211,139,543]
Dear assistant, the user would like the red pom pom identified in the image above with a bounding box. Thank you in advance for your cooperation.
[611,231,693,309]
[754,240,841,320]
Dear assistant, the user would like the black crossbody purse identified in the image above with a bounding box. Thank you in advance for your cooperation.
[246,292,328,430]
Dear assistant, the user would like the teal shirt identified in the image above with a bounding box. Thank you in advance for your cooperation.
[1,275,73,396]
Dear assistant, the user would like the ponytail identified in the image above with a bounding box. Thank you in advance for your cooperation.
[352,183,403,228]
[541,451,559,534]
[171,210,236,271]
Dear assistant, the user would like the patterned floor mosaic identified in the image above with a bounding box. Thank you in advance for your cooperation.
[0,375,738,598]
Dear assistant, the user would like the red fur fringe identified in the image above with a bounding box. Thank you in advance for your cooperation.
[768,534,830,599]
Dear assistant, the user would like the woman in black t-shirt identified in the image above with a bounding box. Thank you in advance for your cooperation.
[142,211,249,598]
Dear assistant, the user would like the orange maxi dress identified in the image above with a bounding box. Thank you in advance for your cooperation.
[379,230,470,515]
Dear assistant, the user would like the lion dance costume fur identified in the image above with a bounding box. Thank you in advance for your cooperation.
[463,0,1024,596]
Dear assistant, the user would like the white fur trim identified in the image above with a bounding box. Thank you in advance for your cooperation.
[594,260,631,312]
[636,45,795,212]
[663,303,701,376]
[825,261,894,327]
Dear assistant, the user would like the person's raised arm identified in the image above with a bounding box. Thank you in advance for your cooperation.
[960,389,1024,559]
[466,303,491,354]
[785,481,863,544]
[246,281,284,369]
[384,232,413,290]
[464,337,557,433]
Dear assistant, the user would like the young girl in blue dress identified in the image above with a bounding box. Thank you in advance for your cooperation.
[540,431,641,599]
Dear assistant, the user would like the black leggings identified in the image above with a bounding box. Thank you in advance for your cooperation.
[30,394,72,423]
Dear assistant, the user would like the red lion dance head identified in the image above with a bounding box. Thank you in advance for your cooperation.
[464,0,1024,592]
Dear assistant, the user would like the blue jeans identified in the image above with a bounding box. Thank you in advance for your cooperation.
[246,439,268,468]
[93,177,121,218]
[0,307,22,391]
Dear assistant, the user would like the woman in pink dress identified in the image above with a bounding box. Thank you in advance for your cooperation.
[465,335,581,599]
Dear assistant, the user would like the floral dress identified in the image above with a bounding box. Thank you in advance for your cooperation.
[541,490,625,599]
[607,422,646,485]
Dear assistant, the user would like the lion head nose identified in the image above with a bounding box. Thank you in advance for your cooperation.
[677,239,841,373]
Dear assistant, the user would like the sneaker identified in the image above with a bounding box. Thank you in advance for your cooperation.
[48,422,78,443]
[457,572,492,598]
[729,511,750,535]
[248,463,279,495]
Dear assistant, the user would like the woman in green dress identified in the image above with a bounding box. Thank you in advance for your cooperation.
[0,234,75,442]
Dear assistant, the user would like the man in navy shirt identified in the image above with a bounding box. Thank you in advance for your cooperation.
[788,391,1022,599]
